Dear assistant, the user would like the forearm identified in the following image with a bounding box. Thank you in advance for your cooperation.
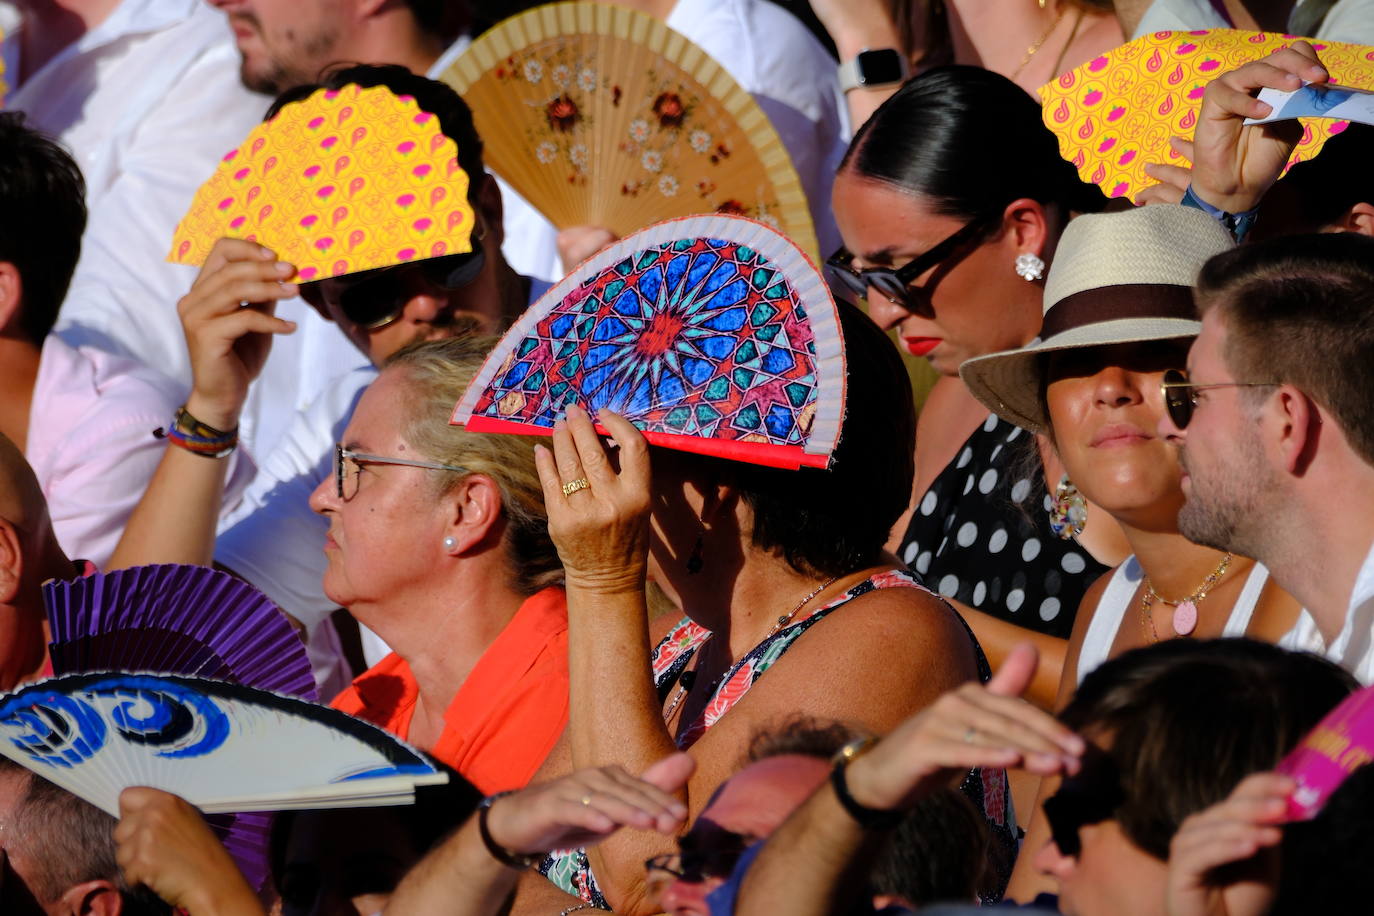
[737,781,884,916]
[181,880,266,916]
[384,817,519,916]
[826,11,905,130]
[956,603,1066,711]
[107,445,229,570]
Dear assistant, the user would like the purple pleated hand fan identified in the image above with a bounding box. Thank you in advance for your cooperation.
[42,564,318,891]
[451,214,846,470]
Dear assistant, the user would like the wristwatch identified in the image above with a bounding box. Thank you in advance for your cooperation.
[829,737,903,830]
[837,48,910,93]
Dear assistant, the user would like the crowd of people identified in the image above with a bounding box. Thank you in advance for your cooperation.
[2,1,1374,915]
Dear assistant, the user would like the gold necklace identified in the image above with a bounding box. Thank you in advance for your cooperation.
[1139,553,1234,643]
[662,576,840,723]
[1010,3,1069,81]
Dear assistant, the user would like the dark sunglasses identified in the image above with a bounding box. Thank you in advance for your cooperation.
[299,245,487,331]
[1160,368,1279,430]
[824,214,997,318]
[1042,749,1126,858]
[644,832,748,887]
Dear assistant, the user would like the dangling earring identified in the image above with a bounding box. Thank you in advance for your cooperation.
[686,534,704,575]
[1048,475,1087,540]
[1015,252,1045,282]
[443,536,457,551]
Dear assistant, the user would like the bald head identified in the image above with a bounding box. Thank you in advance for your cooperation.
[0,432,49,533]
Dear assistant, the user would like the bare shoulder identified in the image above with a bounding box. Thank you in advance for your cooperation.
[1056,564,1118,711]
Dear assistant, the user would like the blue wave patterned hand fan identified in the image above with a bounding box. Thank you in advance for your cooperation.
[0,673,447,812]
[45,564,317,701]
[451,214,845,470]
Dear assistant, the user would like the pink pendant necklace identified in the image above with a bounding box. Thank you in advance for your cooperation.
[1140,553,1234,642]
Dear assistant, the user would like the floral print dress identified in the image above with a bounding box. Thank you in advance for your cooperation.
[539,568,1017,907]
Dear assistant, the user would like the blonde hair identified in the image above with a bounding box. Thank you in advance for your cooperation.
[384,336,562,595]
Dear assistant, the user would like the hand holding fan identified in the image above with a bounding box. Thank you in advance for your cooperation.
[451,213,843,470]
[440,1,819,261]
[1039,29,1374,201]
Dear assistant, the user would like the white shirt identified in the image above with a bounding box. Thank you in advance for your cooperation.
[1284,541,1374,684]
[2,0,271,385]
[25,335,253,569]
[1132,0,1374,43]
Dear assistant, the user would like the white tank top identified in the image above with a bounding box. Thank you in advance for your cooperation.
[1075,555,1306,686]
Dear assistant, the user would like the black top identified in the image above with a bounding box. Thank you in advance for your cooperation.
[899,413,1107,639]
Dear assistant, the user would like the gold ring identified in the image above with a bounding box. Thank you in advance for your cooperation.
[580,795,593,806]
[562,477,591,497]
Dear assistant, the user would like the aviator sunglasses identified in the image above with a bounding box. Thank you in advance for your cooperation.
[1160,368,1279,430]
[300,240,487,331]
[825,213,998,318]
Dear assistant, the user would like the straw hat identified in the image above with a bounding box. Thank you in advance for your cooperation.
[959,205,1234,434]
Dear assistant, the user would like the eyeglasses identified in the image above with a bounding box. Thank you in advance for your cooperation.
[1041,749,1126,859]
[333,444,468,500]
[644,836,748,892]
[824,214,997,318]
[1160,368,1279,430]
[300,238,487,331]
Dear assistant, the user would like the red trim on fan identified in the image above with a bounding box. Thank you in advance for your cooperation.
[457,414,830,470]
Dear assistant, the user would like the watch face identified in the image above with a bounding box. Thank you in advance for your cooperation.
[857,49,906,85]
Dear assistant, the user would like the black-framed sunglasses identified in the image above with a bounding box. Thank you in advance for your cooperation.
[333,444,468,500]
[644,834,749,889]
[1041,748,1127,859]
[300,240,487,331]
[1160,368,1280,430]
[824,214,998,318]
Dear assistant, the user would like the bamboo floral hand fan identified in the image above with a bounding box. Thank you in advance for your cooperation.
[0,674,448,813]
[1040,29,1374,202]
[440,1,819,261]
[168,83,476,281]
[451,214,843,470]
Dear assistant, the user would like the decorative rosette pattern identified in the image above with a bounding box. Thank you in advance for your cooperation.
[1039,29,1374,201]
[169,84,474,281]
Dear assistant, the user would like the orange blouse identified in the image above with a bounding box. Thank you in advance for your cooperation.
[331,586,569,795]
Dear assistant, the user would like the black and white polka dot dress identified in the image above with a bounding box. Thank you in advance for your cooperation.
[899,413,1106,639]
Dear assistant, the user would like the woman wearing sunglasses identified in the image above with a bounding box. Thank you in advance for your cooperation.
[829,66,1117,707]
[960,204,1310,901]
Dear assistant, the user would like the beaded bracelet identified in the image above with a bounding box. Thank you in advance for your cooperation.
[153,406,238,459]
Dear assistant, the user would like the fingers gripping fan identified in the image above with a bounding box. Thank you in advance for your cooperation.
[452,214,843,470]
[0,674,448,814]
[45,564,316,702]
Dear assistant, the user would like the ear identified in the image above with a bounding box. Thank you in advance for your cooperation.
[0,519,22,606]
[1270,384,1321,476]
[441,474,506,555]
[355,0,389,20]
[1000,197,1052,259]
[476,174,505,249]
[693,476,739,529]
[55,878,122,915]
[0,262,24,336]
[1335,201,1374,237]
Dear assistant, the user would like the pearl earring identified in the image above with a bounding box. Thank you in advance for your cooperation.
[443,536,457,550]
[1015,252,1045,282]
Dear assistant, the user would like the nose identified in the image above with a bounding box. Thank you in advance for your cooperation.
[1093,366,1145,409]
[1158,406,1186,445]
[657,878,716,916]
[308,471,338,516]
[1033,836,1075,881]
[399,289,448,326]
[864,291,908,332]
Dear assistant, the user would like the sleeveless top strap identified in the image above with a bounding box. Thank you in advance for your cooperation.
[1220,563,1271,637]
[1076,557,1144,687]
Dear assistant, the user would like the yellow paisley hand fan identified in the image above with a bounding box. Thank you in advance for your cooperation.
[1039,29,1374,202]
[169,84,476,282]
[441,1,819,261]
[0,28,7,108]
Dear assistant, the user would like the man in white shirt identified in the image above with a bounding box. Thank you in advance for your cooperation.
[1162,234,1374,682]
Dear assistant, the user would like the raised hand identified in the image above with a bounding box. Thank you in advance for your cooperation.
[115,787,263,915]
[557,225,618,275]
[533,404,653,594]
[843,643,1085,813]
[1188,42,1329,215]
[178,237,299,431]
[1165,772,1290,916]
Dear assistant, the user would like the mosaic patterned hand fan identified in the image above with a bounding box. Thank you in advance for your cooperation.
[169,83,476,282]
[1040,29,1374,202]
[0,674,448,815]
[45,564,316,701]
[451,214,843,470]
[440,1,819,261]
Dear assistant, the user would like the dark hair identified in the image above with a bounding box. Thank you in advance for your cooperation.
[0,112,87,343]
[1275,762,1374,913]
[269,762,482,899]
[745,716,859,764]
[676,301,917,578]
[401,0,446,35]
[1258,124,1374,236]
[1061,638,1357,859]
[840,66,1107,222]
[265,64,486,206]
[1194,233,1374,465]
[870,788,991,907]
[0,759,171,914]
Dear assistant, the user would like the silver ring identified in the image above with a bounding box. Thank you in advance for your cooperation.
[963,727,977,744]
